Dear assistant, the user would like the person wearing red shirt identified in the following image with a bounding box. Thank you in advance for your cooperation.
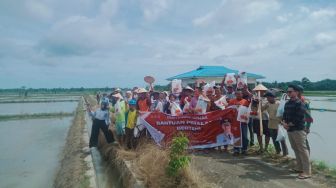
[229,89,249,156]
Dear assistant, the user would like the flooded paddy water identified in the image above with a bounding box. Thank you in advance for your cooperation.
[0,95,79,188]
[0,102,78,115]
[304,96,336,166]
[0,117,72,188]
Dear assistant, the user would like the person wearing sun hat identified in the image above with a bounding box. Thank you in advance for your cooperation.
[125,99,138,149]
[112,93,126,146]
[297,85,313,154]
[87,100,115,148]
[262,91,288,156]
[136,88,151,112]
[282,84,311,179]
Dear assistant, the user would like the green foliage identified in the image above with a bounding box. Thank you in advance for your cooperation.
[166,133,191,177]
[313,160,329,171]
[263,78,336,91]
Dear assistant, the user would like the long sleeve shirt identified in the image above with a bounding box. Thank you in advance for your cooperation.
[89,109,110,126]
[283,98,305,132]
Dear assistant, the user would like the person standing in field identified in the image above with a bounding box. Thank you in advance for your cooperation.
[282,84,311,179]
[125,99,138,149]
[87,101,114,148]
[112,93,126,146]
[150,91,160,112]
[228,89,250,156]
[242,85,255,147]
[96,92,101,104]
[262,91,288,156]
[125,91,133,104]
[154,92,165,112]
[210,86,224,111]
[164,94,182,116]
[136,88,151,112]
[297,85,313,154]
[249,94,270,153]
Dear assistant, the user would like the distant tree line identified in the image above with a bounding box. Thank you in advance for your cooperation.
[263,78,336,91]
[1,78,335,95]
[0,87,114,96]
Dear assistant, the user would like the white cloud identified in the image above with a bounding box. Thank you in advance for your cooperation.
[276,13,293,23]
[140,0,172,22]
[193,0,280,27]
[24,0,53,21]
[99,0,119,19]
[291,32,336,55]
[310,8,336,19]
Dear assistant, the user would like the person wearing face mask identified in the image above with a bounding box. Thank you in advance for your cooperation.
[87,101,115,148]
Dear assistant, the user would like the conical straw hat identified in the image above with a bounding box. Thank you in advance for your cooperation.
[253,84,268,91]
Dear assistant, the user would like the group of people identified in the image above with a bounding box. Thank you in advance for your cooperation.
[89,75,313,179]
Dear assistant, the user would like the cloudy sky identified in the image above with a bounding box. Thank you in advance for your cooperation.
[0,0,335,88]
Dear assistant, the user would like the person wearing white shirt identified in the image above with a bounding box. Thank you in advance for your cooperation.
[87,101,114,148]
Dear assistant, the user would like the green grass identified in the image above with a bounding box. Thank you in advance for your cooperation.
[313,160,329,171]
[0,112,74,121]
[304,91,336,96]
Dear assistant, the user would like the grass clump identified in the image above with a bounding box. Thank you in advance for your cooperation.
[313,160,329,171]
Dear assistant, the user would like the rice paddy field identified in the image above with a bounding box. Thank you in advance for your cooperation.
[0,94,80,188]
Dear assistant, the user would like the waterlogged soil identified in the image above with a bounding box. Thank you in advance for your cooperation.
[0,102,77,115]
[0,117,72,188]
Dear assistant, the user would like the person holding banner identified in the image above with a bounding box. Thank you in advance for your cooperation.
[209,86,223,111]
[153,92,165,113]
[229,89,250,156]
[165,94,182,116]
[180,86,194,110]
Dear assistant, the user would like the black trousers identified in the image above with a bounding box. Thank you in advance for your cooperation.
[89,119,114,148]
[269,129,288,155]
[125,127,135,149]
[248,118,254,145]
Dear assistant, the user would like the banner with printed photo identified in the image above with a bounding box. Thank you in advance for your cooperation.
[139,108,242,149]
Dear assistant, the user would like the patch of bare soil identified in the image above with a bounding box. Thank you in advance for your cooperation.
[54,100,89,188]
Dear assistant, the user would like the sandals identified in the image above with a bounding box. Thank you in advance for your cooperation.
[297,174,311,179]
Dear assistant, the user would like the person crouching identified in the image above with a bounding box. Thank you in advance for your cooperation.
[87,101,115,148]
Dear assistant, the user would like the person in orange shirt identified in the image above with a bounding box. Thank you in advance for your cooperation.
[229,89,250,156]
[136,88,151,112]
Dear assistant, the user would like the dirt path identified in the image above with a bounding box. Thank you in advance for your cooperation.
[193,152,329,188]
[54,99,91,188]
